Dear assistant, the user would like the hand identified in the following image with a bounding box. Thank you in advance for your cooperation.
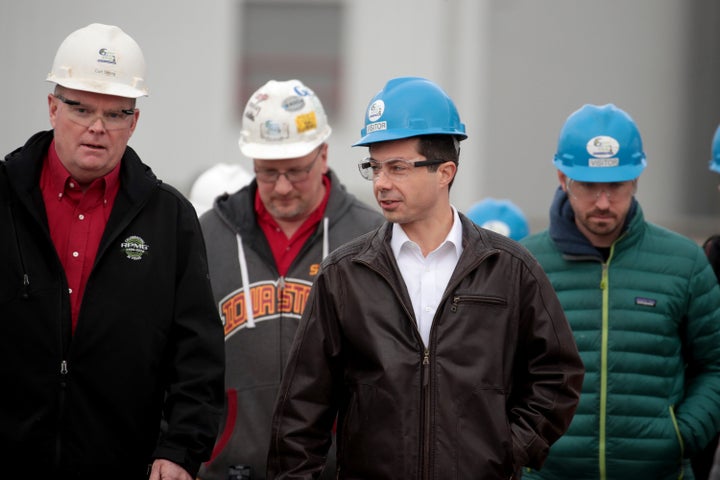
[148,459,192,480]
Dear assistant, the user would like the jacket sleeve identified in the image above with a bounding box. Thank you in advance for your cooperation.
[153,201,226,477]
[676,249,720,455]
[267,271,339,479]
[509,256,584,469]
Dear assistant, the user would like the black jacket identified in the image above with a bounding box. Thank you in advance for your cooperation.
[268,217,584,479]
[0,131,225,479]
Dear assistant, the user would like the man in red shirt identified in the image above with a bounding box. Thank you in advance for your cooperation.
[197,79,383,480]
[0,23,224,480]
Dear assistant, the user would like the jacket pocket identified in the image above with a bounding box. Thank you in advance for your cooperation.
[450,293,508,313]
[453,387,514,478]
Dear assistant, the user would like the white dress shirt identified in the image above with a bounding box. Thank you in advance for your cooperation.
[391,207,463,346]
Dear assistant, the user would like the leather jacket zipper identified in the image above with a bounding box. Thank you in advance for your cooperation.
[421,348,431,480]
[450,294,507,312]
[54,360,69,468]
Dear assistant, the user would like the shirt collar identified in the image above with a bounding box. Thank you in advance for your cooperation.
[391,206,463,258]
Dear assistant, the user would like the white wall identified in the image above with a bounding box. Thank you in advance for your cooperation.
[2,0,718,240]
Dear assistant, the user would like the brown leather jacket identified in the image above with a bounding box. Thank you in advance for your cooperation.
[268,216,584,479]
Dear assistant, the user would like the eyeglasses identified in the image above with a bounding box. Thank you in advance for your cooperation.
[358,157,446,181]
[254,147,322,184]
[566,179,637,202]
[54,94,135,131]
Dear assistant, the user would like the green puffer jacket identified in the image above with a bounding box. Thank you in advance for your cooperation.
[521,188,720,480]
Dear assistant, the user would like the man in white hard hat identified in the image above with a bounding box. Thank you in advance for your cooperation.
[196,79,383,480]
[0,24,224,480]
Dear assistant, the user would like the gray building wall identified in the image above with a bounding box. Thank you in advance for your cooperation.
[2,0,719,240]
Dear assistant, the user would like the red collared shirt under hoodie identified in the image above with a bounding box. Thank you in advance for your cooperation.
[255,175,331,276]
[40,140,120,333]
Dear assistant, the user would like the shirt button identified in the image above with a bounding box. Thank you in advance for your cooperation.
[78,214,85,220]
[424,306,432,312]
[68,288,73,294]
[69,182,75,189]
[72,251,79,258]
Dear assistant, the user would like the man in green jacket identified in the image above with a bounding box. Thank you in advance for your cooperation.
[522,103,720,480]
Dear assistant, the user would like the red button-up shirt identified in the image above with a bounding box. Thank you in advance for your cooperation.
[255,175,331,277]
[40,140,121,333]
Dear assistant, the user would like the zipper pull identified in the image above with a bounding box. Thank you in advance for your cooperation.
[60,360,68,375]
[422,349,430,387]
[22,274,30,299]
[451,296,459,313]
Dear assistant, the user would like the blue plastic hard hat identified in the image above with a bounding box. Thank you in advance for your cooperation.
[466,198,529,241]
[710,124,720,173]
[554,104,646,182]
[353,76,467,147]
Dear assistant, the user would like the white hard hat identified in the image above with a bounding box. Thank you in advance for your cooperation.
[189,163,254,216]
[47,23,148,98]
[239,79,331,160]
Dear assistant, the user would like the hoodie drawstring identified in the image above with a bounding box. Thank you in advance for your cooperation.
[235,234,256,328]
[322,217,329,259]
[234,216,329,329]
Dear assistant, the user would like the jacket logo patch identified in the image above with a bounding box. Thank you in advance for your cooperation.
[219,279,312,337]
[635,297,656,307]
[120,235,149,261]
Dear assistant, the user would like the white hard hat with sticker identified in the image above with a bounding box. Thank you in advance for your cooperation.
[239,79,331,160]
[47,23,148,98]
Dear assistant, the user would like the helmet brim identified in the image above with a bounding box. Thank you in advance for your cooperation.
[555,158,646,182]
[239,127,331,160]
[352,128,467,147]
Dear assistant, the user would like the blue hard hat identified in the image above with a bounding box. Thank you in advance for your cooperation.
[710,124,720,173]
[353,76,467,147]
[554,104,646,182]
[466,198,529,241]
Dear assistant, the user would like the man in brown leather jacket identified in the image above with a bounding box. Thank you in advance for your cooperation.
[267,77,584,479]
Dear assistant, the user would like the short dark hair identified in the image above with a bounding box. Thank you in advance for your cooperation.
[417,134,461,189]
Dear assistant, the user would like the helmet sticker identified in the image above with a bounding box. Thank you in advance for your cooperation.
[366,121,387,134]
[293,85,313,97]
[244,104,260,122]
[587,136,619,158]
[120,235,149,261]
[282,96,306,112]
[261,121,289,141]
[586,136,620,167]
[97,48,117,65]
[295,111,317,133]
[368,100,385,122]
[245,93,269,122]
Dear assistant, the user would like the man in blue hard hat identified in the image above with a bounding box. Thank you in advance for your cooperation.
[467,197,530,241]
[522,104,720,480]
[266,76,584,479]
[702,123,720,480]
